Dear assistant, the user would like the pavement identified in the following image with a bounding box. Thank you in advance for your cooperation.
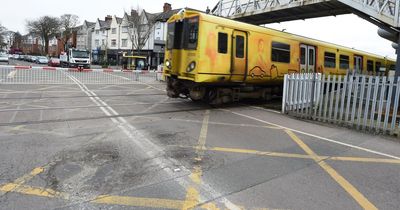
[1,63,400,210]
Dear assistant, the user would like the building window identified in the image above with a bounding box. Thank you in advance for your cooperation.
[122,26,128,33]
[95,39,99,47]
[102,39,105,45]
[102,30,106,35]
[367,60,374,71]
[339,55,350,69]
[95,30,99,35]
[111,39,116,47]
[218,32,228,54]
[324,52,336,68]
[112,28,116,34]
[236,35,244,58]
[156,22,161,29]
[271,42,290,63]
[122,39,127,47]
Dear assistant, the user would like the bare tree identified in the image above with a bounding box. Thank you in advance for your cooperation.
[59,14,79,50]
[26,16,60,55]
[11,32,22,49]
[126,8,156,55]
[0,23,6,49]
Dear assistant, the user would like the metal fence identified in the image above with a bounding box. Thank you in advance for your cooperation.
[0,66,164,85]
[282,73,400,135]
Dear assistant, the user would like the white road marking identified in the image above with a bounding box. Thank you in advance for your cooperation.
[223,109,400,160]
[65,73,240,210]
[7,70,17,79]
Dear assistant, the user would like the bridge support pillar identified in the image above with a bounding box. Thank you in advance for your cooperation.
[396,35,400,78]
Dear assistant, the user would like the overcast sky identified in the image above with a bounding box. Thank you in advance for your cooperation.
[0,0,396,58]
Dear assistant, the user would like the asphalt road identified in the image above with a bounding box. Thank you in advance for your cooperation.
[1,64,400,210]
[6,58,116,70]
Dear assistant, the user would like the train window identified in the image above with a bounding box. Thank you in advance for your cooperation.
[167,23,175,50]
[300,48,306,65]
[324,52,336,68]
[218,33,228,54]
[309,48,315,65]
[339,55,349,69]
[236,36,245,58]
[367,60,374,71]
[271,42,290,63]
[184,17,199,50]
[376,62,382,72]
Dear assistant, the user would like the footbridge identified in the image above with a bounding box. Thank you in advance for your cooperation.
[212,0,400,74]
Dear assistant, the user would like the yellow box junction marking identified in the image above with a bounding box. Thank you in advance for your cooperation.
[0,166,44,196]
[180,146,400,165]
[93,195,185,209]
[182,110,211,210]
[285,130,378,210]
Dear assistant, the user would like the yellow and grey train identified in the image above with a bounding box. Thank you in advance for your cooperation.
[163,9,396,104]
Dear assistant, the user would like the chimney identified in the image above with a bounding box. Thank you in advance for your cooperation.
[105,15,112,22]
[131,10,138,18]
[163,3,172,12]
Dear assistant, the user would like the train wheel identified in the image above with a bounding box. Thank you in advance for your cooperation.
[205,88,218,104]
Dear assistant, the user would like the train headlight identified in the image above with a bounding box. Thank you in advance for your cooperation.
[165,60,171,69]
[187,61,196,72]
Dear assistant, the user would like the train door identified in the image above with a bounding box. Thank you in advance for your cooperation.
[231,30,247,82]
[354,55,363,73]
[300,44,315,73]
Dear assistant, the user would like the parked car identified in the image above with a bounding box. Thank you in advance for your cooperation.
[36,56,49,64]
[48,58,60,67]
[0,54,9,64]
[30,56,37,63]
[23,55,30,61]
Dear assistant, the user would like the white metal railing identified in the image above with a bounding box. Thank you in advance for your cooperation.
[0,66,164,85]
[282,73,400,135]
[212,0,400,28]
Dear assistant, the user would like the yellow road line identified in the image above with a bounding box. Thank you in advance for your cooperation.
[183,110,211,210]
[0,166,45,196]
[0,183,69,199]
[181,187,201,210]
[330,156,400,164]
[175,145,400,165]
[0,183,279,210]
[285,130,377,210]
[137,115,280,129]
[93,195,184,209]
[210,147,312,160]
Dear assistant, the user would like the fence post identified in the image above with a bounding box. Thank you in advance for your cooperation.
[391,77,400,134]
[282,74,288,113]
[356,76,366,129]
[383,77,394,131]
[323,75,331,122]
[310,73,316,119]
[376,76,387,131]
[350,75,360,126]
[369,76,380,130]
[362,76,373,130]
[318,75,326,121]
[328,75,336,122]
[333,75,342,123]
[345,75,354,124]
